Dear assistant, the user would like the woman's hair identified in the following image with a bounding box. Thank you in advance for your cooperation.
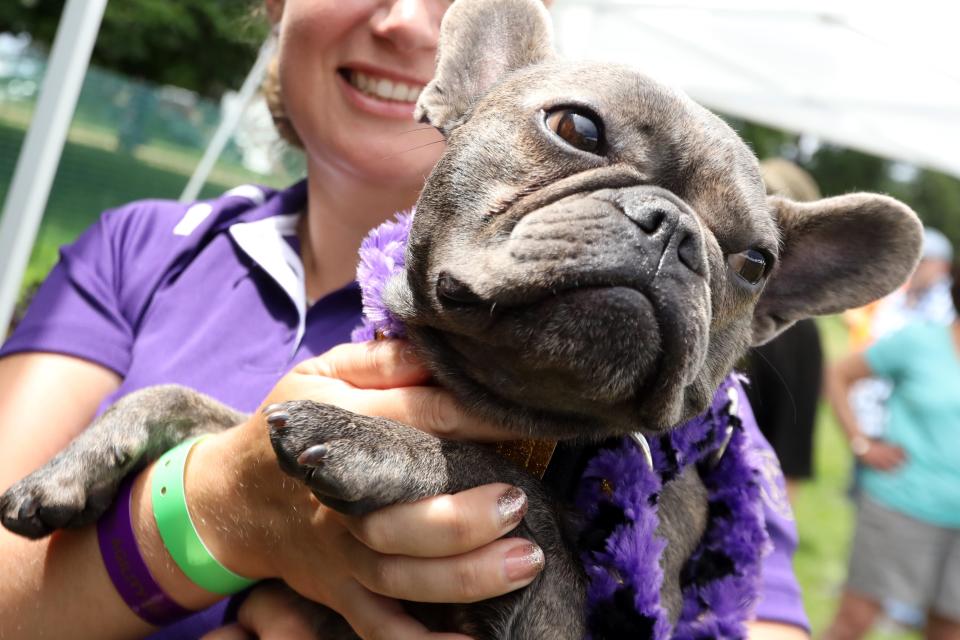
[262,54,304,149]
[254,0,304,149]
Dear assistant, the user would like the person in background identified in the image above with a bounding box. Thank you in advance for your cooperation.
[841,227,955,630]
[844,227,955,466]
[0,2,811,638]
[822,262,960,640]
[744,158,824,506]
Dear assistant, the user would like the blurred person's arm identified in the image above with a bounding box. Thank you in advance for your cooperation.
[0,353,120,491]
[825,353,905,471]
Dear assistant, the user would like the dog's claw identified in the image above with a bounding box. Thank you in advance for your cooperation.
[266,411,290,429]
[17,496,38,521]
[262,403,283,415]
[298,444,328,466]
[628,432,654,470]
[710,424,735,468]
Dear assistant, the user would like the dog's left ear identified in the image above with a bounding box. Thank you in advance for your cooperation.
[415,0,556,134]
[752,193,923,345]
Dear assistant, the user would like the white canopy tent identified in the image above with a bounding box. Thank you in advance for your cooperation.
[551,0,960,177]
[2,0,959,329]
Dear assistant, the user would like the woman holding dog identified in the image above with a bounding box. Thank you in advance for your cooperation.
[0,1,809,638]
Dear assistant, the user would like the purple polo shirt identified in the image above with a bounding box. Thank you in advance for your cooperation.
[1,181,808,636]
[736,380,810,632]
[2,181,360,415]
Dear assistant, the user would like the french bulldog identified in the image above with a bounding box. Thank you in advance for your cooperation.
[1,0,922,637]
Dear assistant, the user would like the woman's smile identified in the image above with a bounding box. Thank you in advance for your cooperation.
[336,65,428,119]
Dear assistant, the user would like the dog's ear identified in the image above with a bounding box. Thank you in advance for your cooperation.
[752,193,923,344]
[415,0,556,134]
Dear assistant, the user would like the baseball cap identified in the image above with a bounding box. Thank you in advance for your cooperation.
[922,227,953,262]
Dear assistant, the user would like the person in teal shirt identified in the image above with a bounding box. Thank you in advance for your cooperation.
[824,264,960,640]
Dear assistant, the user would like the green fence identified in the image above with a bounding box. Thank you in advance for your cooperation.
[0,38,303,297]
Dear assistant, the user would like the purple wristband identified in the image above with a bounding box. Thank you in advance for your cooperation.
[97,474,195,626]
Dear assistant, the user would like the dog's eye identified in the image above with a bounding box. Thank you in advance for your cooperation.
[728,249,769,285]
[545,108,602,154]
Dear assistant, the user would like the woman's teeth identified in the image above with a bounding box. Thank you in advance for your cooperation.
[349,70,422,103]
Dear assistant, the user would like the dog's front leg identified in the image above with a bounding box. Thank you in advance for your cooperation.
[1,384,244,538]
[268,400,586,640]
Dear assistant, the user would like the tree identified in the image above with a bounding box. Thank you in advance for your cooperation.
[726,117,960,250]
[0,0,267,99]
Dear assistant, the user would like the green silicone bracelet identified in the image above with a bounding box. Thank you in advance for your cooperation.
[151,435,257,595]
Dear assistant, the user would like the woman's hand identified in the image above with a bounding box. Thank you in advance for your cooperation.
[826,352,907,473]
[857,439,907,471]
[200,582,320,640]
[187,340,540,640]
[259,340,520,443]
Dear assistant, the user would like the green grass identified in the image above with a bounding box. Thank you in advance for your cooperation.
[0,115,297,293]
[794,317,920,639]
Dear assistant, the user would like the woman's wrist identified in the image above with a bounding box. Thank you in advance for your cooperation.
[848,433,872,457]
[182,420,305,582]
[129,462,223,610]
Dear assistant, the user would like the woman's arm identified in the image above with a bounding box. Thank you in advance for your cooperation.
[0,346,240,639]
[0,353,120,491]
[825,352,905,470]
[0,468,215,639]
[824,353,872,445]
[0,341,539,639]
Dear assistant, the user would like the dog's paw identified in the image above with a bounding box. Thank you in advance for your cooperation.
[1,462,120,539]
[0,444,133,539]
[267,401,436,516]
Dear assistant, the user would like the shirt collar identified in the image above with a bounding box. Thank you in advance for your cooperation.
[225,182,309,353]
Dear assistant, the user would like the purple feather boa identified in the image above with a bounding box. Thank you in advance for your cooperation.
[576,377,769,639]
[352,214,769,639]
[350,210,413,343]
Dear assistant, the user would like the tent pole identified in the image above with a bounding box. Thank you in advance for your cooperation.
[179,37,276,204]
[0,0,108,332]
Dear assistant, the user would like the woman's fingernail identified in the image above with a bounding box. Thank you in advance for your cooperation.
[504,542,545,582]
[497,487,528,528]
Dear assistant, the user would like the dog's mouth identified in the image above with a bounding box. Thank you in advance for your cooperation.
[421,275,707,438]
[431,282,663,420]
[435,271,646,313]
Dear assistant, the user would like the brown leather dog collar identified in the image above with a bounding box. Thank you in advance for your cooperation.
[494,439,557,479]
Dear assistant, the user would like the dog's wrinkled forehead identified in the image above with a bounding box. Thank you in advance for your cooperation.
[416,0,776,254]
[472,61,777,248]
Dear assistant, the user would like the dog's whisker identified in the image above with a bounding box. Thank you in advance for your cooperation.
[751,346,799,426]
[395,126,439,136]
[380,139,446,161]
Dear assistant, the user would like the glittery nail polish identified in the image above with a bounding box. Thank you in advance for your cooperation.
[504,542,545,582]
[497,486,528,528]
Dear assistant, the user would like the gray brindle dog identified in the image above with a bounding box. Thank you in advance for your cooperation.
[2,0,922,637]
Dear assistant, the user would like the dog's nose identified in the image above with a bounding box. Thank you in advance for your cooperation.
[627,199,706,277]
